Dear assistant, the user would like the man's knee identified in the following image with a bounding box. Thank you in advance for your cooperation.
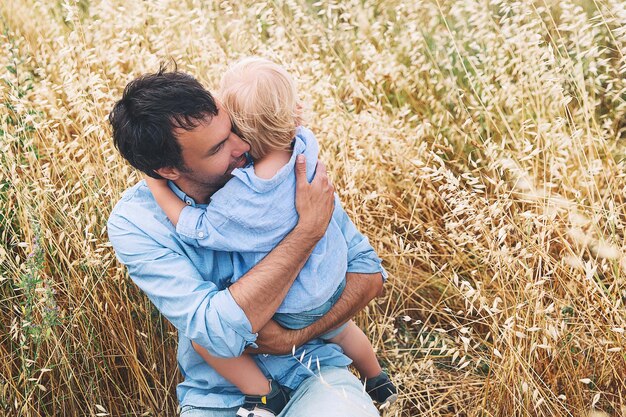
[283,367,379,417]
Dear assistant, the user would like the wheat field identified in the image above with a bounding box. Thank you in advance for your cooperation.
[1,0,625,416]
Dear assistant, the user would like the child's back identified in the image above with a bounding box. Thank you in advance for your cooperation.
[176,127,349,313]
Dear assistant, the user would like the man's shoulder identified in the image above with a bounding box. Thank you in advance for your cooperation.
[109,180,144,213]
[108,180,159,230]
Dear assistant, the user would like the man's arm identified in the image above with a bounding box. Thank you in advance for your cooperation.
[108,156,334,358]
[249,272,383,355]
[229,155,335,333]
[250,194,387,354]
[107,212,255,358]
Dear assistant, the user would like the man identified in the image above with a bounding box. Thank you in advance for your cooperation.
[107,66,385,416]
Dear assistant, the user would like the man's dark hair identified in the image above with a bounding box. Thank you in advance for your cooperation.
[109,63,219,178]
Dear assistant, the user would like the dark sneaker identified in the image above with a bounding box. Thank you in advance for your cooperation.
[364,371,398,409]
[235,380,290,417]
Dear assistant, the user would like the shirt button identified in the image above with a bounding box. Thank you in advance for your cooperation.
[186,200,192,205]
[198,232,205,238]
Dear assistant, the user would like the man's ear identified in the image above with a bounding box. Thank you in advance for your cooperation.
[154,166,181,181]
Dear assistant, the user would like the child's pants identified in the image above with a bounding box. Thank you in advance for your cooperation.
[273,279,349,339]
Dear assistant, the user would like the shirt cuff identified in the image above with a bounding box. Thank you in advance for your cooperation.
[176,206,207,240]
[347,262,388,282]
[206,289,258,357]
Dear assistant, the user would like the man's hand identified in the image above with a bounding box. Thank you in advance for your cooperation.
[294,155,335,240]
[229,157,336,333]
[248,272,384,355]
[246,320,300,355]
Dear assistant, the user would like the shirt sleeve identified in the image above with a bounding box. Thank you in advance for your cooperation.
[176,202,297,253]
[107,213,257,358]
[332,195,388,281]
[175,205,237,250]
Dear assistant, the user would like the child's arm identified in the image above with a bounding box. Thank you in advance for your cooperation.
[145,177,186,226]
[144,176,272,252]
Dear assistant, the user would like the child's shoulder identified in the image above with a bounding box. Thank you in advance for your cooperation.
[296,125,319,155]
[296,125,316,141]
[253,152,292,180]
[209,175,254,207]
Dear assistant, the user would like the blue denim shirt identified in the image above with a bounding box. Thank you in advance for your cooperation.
[175,127,386,313]
[107,138,387,409]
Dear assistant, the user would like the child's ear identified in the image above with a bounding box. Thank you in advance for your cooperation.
[154,166,181,181]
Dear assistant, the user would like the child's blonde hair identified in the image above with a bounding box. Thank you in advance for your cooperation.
[219,57,299,160]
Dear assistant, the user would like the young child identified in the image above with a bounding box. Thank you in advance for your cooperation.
[146,57,397,417]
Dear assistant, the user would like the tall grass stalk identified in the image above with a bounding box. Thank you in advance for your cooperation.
[1,0,625,415]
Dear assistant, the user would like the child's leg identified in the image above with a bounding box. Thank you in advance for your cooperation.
[326,320,382,379]
[191,341,270,395]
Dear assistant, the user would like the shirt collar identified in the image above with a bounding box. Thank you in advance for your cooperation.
[167,181,197,207]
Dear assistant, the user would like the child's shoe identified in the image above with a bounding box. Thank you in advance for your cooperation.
[235,379,290,417]
[364,371,398,409]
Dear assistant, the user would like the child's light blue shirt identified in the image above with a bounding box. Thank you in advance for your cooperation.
[176,126,386,313]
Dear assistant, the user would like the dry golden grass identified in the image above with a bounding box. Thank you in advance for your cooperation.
[1,0,625,416]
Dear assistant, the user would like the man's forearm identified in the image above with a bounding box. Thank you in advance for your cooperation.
[296,272,383,342]
[249,272,383,354]
[228,156,334,334]
[228,224,320,333]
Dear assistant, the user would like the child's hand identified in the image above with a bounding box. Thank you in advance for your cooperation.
[144,176,168,191]
[143,175,185,226]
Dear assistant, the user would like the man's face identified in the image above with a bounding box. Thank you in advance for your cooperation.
[174,102,250,193]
